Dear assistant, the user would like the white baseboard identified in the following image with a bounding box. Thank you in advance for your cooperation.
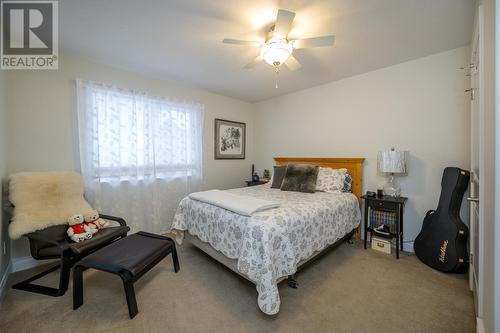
[403,241,414,253]
[476,317,485,333]
[11,256,56,273]
[0,260,12,301]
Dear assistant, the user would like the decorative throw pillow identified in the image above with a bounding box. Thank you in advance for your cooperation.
[280,164,319,193]
[342,173,353,192]
[271,165,287,188]
[316,167,348,193]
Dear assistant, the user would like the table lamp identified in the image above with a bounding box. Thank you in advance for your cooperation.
[377,148,408,197]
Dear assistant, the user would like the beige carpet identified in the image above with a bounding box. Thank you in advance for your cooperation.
[0,241,474,333]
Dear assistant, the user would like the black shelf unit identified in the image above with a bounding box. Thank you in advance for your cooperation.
[361,194,408,259]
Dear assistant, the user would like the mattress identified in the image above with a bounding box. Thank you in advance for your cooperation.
[171,184,361,315]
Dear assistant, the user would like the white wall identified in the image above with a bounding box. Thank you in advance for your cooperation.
[0,67,11,296]
[6,54,255,259]
[254,47,470,250]
[4,48,474,272]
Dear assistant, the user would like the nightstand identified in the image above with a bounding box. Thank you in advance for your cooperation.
[245,180,269,186]
[361,194,408,259]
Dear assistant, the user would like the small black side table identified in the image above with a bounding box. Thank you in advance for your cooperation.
[245,180,269,186]
[361,194,408,259]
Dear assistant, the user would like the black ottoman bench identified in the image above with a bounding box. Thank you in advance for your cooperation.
[73,231,179,319]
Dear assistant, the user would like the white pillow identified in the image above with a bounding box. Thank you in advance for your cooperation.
[316,167,348,193]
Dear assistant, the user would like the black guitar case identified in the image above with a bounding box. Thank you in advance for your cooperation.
[414,167,470,273]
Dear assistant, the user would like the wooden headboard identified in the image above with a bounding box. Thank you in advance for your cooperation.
[273,157,365,202]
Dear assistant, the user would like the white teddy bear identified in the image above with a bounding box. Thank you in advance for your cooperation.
[84,210,107,234]
[67,214,93,242]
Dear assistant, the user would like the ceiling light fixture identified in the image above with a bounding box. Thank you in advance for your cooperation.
[260,36,293,88]
[222,9,336,88]
[260,37,293,67]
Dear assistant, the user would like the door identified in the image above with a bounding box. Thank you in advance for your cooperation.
[468,5,484,320]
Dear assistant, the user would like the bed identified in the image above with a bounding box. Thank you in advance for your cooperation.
[172,157,364,315]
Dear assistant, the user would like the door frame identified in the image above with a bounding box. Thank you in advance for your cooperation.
[469,4,485,322]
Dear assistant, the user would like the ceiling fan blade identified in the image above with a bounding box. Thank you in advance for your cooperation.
[292,35,335,49]
[285,55,302,71]
[274,9,296,37]
[244,55,263,69]
[222,38,261,47]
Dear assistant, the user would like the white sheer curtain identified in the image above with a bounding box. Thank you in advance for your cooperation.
[76,79,204,233]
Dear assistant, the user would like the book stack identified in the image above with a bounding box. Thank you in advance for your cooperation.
[369,209,397,234]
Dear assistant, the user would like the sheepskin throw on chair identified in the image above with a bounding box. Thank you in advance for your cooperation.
[8,171,94,239]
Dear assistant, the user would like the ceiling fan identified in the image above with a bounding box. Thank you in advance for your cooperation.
[222,9,335,80]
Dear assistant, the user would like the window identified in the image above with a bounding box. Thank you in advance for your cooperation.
[76,80,204,182]
[76,80,204,233]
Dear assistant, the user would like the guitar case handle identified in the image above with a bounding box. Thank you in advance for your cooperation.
[425,210,436,218]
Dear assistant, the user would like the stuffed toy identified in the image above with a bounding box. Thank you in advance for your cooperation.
[67,214,93,242]
[84,210,107,234]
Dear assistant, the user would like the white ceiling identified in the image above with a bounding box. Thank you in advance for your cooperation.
[60,0,474,102]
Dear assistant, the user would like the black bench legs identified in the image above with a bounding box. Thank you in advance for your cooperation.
[172,245,180,273]
[73,267,142,319]
[122,273,139,319]
[73,265,143,319]
[73,237,180,319]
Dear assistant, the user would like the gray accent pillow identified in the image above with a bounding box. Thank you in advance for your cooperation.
[342,173,353,192]
[271,165,287,189]
[280,164,319,193]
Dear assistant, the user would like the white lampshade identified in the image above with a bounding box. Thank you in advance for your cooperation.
[377,150,408,174]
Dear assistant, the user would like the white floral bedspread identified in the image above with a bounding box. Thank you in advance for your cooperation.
[171,185,361,315]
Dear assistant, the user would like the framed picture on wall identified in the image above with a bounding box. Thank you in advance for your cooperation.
[214,118,246,159]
